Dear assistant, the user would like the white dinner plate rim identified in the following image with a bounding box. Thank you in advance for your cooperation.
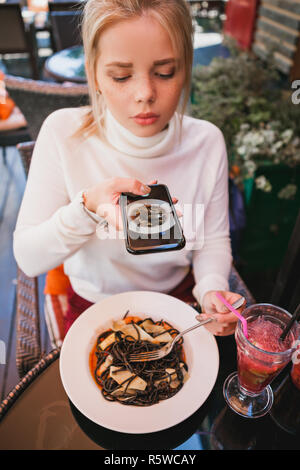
[59,290,219,434]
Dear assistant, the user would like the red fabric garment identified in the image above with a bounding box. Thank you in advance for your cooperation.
[168,269,196,304]
[64,269,196,335]
[64,286,94,334]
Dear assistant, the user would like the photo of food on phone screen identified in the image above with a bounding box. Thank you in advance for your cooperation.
[127,199,175,235]
[120,184,185,255]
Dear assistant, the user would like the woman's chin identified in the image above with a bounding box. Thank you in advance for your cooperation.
[129,121,167,138]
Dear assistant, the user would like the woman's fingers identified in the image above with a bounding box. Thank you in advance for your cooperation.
[204,311,239,324]
[200,290,245,336]
[98,205,124,232]
[212,292,245,316]
[110,177,151,196]
[202,314,237,336]
[102,177,183,227]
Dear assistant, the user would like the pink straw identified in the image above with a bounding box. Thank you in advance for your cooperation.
[215,292,248,338]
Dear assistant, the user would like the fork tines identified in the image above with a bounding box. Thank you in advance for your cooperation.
[128,351,161,362]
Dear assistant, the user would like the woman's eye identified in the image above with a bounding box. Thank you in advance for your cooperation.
[156,71,175,79]
[112,71,175,82]
[113,76,131,82]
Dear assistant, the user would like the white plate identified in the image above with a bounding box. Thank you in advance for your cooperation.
[59,291,219,434]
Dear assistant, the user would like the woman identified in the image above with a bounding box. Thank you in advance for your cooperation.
[13,0,242,336]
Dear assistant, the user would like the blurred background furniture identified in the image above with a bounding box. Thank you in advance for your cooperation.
[48,1,83,12]
[44,44,86,83]
[0,3,39,79]
[48,2,83,52]
[252,1,300,82]
[4,74,88,140]
[223,0,259,50]
[224,0,300,82]
[0,127,30,165]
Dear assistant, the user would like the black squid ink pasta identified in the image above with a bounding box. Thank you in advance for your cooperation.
[89,310,189,406]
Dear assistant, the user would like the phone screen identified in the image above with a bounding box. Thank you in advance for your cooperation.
[120,184,185,255]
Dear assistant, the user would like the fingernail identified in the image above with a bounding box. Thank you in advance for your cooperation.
[200,314,210,320]
[141,185,151,194]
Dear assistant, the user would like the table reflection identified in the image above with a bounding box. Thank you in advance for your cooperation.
[0,336,299,450]
[44,45,86,83]
[69,396,211,450]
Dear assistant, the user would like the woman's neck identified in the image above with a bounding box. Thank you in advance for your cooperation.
[104,108,178,158]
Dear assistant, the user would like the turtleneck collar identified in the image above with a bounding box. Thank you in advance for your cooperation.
[104,108,179,158]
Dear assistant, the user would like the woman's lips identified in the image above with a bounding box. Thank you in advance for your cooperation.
[133,113,160,126]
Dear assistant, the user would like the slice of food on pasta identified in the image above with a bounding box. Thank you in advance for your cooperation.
[109,366,147,389]
[97,354,113,376]
[112,319,173,344]
[99,332,116,350]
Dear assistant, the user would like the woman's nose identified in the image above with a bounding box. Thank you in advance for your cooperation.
[134,77,156,103]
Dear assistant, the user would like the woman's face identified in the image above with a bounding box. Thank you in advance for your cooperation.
[95,14,185,137]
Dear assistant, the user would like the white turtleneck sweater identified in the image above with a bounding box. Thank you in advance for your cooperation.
[13,107,232,306]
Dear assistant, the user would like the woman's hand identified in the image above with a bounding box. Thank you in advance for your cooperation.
[84,178,179,230]
[200,290,246,336]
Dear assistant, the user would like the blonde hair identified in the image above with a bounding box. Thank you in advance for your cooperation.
[78,0,194,137]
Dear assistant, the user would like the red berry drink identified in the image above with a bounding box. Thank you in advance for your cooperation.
[224,304,299,418]
[237,316,294,394]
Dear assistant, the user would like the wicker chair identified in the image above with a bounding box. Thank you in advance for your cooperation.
[0,127,31,165]
[4,75,89,141]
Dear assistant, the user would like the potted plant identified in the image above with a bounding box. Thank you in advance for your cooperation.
[190,40,300,272]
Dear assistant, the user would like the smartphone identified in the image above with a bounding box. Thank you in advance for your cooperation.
[119,184,185,255]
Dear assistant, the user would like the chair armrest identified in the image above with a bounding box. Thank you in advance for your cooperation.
[0,348,60,421]
[16,267,42,378]
[17,141,35,178]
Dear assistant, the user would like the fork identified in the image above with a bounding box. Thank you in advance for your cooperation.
[128,297,245,362]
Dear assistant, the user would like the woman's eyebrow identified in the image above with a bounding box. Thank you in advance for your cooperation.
[105,58,177,68]
[105,61,132,68]
[153,58,177,66]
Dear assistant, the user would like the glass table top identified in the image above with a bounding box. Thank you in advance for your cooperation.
[0,335,299,450]
[45,45,86,83]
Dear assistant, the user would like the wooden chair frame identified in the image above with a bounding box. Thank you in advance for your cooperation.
[0,3,39,79]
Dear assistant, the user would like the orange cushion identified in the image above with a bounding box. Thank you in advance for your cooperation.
[0,97,15,120]
[44,264,71,295]
[0,106,27,131]
[0,71,15,120]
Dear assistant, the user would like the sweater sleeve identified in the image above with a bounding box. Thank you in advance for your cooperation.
[192,128,232,306]
[13,113,98,278]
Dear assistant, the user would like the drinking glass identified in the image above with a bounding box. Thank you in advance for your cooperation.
[223,304,299,418]
[291,355,300,390]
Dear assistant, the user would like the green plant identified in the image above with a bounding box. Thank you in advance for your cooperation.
[191,39,281,144]
[231,122,300,199]
[190,38,300,199]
